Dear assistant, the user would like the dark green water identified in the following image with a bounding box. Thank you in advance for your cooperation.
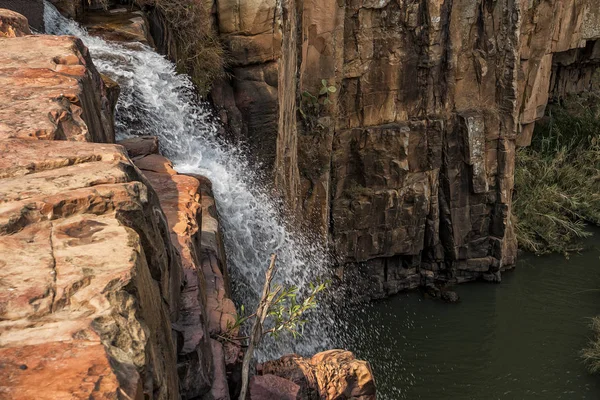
[341,236,600,399]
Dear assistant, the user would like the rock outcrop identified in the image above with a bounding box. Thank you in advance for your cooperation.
[0,31,115,143]
[256,350,376,400]
[120,139,240,399]
[0,0,43,31]
[0,139,181,399]
[0,16,238,399]
[208,0,600,298]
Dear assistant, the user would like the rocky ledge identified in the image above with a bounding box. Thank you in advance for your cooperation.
[0,8,375,400]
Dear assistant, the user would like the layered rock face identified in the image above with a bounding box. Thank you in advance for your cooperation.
[0,139,183,399]
[0,12,238,399]
[209,0,600,297]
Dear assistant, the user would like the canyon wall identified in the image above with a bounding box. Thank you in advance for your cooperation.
[210,0,600,298]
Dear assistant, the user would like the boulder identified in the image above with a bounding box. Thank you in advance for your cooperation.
[0,1,43,32]
[259,350,376,400]
[119,135,160,158]
[250,374,301,400]
[0,8,31,37]
[82,8,156,46]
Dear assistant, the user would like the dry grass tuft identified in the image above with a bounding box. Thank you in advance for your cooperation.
[136,0,225,94]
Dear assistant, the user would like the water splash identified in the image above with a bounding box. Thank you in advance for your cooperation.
[43,2,334,359]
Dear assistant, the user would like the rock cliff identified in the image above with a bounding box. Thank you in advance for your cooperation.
[0,11,238,399]
[207,0,600,297]
[0,7,375,399]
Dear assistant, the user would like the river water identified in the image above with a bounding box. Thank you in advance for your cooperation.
[341,234,600,399]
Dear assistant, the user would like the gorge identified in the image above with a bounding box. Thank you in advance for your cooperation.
[0,0,599,399]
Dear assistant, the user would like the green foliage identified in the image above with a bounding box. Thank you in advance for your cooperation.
[582,316,600,374]
[266,280,328,339]
[299,79,336,131]
[223,279,329,341]
[513,94,600,255]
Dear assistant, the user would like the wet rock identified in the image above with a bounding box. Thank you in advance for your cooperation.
[82,7,155,46]
[441,290,460,303]
[119,135,160,158]
[48,0,83,20]
[250,374,301,400]
[100,73,120,114]
[259,350,376,400]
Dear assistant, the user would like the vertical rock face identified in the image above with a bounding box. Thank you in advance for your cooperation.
[211,0,600,297]
[517,0,600,146]
[126,145,240,400]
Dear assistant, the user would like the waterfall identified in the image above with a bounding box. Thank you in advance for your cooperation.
[43,2,334,359]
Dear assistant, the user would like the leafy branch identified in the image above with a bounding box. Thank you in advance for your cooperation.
[233,254,329,400]
[299,79,337,131]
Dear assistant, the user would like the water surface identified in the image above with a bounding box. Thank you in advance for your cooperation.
[342,236,600,399]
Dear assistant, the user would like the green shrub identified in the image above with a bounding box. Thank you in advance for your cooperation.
[513,94,600,255]
[582,316,600,373]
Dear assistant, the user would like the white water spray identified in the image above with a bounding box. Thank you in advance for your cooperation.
[44,2,334,359]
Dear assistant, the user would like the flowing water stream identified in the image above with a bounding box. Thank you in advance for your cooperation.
[44,2,333,360]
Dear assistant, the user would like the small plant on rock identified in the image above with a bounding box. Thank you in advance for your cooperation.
[299,79,337,131]
[219,254,328,400]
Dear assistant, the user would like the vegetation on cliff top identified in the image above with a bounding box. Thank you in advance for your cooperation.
[135,0,225,94]
[513,93,600,255]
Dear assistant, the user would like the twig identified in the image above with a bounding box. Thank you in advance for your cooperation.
[238,254,278,400]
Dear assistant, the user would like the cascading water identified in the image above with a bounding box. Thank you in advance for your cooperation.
[43,2,334,359]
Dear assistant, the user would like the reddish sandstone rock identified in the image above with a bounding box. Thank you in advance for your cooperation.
[250,374,301,400]
[119,135,160,158]
[0,35,115,143]
[135,153,178,175]
[259,350,376,400]
[0,139,182,400]
[135,153,240,399]
[0,341,135,400]
[0,8,31,37]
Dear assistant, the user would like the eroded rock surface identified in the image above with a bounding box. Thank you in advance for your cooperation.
[124,144,240,400]
[0,34,115,143]
[258,350,376,400]
[0,139,181,400]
